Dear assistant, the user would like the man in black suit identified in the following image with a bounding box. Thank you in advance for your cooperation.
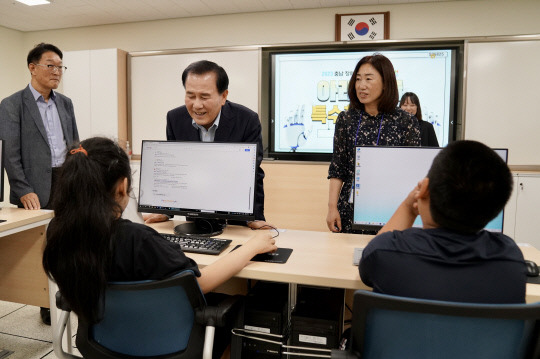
[145,60,271,229]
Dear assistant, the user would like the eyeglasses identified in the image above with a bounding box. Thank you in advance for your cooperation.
[33,63,67,74]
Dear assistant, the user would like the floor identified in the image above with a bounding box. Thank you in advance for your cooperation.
[0,300,80,359]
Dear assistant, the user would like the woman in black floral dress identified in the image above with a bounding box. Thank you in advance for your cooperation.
[327,54,421,233]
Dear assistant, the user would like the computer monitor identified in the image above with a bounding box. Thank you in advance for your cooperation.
[352,146,507,233]
[138,140,257,236]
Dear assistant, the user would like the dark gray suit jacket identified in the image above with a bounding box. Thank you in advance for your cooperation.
[0,85,79,207]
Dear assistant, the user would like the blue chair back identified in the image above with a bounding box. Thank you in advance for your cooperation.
[350,290,540,359]
[76,270,207,358]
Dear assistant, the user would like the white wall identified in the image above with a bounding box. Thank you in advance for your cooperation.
[1,0,540,205]
[0,0,537,94]
[17,0,540,54]
[0,26,26,100]
[464,39,540,166]
[0,26,25,206]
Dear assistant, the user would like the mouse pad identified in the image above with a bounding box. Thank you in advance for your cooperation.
[527,276,540,284]
[231,245,293,264]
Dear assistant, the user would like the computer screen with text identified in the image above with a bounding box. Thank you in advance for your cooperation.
[138,141,257,223]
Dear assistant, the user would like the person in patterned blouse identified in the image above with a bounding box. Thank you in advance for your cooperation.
[327,54,421,233]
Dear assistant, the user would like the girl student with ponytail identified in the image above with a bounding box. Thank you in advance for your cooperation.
[43,137,276,326]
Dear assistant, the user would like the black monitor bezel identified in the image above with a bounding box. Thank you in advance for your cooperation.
[266,41,463,161]
[137,140,257,222]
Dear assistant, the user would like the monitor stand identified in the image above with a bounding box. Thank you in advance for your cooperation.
[174,218,226,237]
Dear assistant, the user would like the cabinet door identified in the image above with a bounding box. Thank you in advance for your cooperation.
[514,175,540,249]
[63,49,126,142]
[502,175,518,239]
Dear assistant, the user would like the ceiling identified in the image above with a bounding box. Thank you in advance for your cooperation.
[0,0,452,32]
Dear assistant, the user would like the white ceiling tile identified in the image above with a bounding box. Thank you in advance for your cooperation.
[203,1,241,14]
[260,0,293,11]
[229,0,267,13]
[289,0,322,10]
[0,0,422,31]
[320,0,351,7]
[184,0,216,15]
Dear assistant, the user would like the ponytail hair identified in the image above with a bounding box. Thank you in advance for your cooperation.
[43,137,131,323]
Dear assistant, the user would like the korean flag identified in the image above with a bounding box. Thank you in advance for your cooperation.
[340,14,386,42]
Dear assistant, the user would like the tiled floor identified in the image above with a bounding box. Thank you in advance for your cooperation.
[0,301,80,359]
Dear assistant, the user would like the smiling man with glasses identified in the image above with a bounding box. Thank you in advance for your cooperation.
[0,43,79,325]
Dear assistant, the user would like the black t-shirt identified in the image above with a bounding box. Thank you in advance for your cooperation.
[109,219,200,282]
[359,227,526,304]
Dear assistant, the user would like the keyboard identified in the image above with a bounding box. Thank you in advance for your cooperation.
[159,233,232,255]
[353,247,364,266]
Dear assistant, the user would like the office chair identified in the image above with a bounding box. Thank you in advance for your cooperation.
[285,290,540,359]
[53,270,242,359]
[339,290,540,359]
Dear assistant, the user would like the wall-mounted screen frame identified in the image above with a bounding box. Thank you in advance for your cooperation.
[265,41,464,161]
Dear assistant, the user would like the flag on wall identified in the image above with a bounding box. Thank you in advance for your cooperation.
[337,13,388,42]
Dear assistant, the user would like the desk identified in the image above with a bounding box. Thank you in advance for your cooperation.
[150,220,540,303]
[53,220,540,358]
[0,208,53,307]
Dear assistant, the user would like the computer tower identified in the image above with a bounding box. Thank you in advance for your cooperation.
[232,281,289,358]
[290,286,344,351]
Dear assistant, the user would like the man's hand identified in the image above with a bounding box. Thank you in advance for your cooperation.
[377,180,422,234]
[403,180,422,217]
[247,220,275,230]
[143,213,170,224]
[20,192,41,210]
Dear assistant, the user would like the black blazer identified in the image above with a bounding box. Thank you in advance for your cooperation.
[166,101,265,221]
[419,120,439,147]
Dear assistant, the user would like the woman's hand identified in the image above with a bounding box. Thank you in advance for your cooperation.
[327,206,342,232]
[327,178,343,232]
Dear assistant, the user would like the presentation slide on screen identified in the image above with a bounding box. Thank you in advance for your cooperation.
[272,49,454,154]
[138,142,257,214]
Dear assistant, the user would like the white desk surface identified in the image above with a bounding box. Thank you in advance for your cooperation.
[150,220,370,290]
[0,207,53,236]
[150,220,540,302]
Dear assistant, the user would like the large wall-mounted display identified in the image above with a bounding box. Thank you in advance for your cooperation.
[128,38,540,166]
[266,43,462,161]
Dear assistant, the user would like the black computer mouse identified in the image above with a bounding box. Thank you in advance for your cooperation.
[525,260,539,277]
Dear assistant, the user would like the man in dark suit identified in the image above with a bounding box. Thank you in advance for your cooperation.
[0,43,79,324]
[145,60,271,229]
